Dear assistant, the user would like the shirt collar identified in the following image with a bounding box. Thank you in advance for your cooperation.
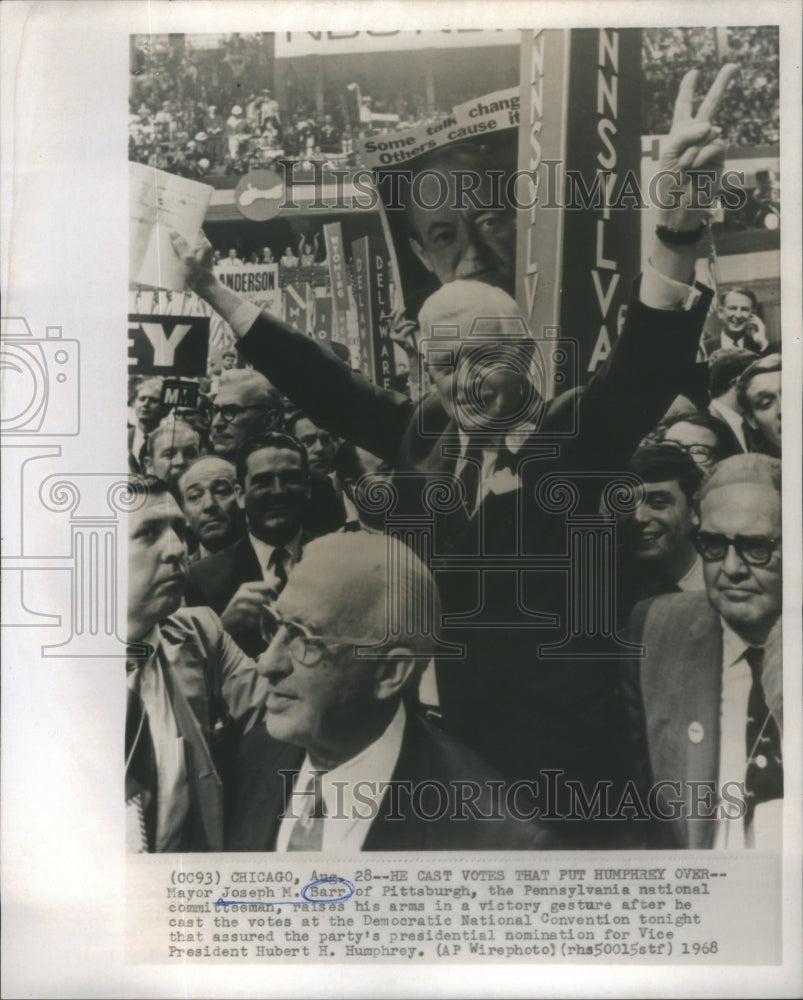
[301,702,406,815]
[248,530,302,571]
[720,616,752,669]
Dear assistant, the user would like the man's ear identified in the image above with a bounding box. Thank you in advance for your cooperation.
[409,237,435,275]
[235,483,246,509]
[144,455,154,475]
[372,647,418,701]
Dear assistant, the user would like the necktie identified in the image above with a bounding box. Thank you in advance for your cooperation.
[268,547,289,596]
[125,667,158,852]
[287,775,326,851]
[744,646,783,827]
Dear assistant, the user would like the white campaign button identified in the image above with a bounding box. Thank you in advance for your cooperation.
[755,754,768,769]
[688,722,704,744]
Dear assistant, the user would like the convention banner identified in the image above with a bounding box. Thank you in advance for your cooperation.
[284,280,312,333]
[127,313,209,377]
[323,222,352,344]
[351,236,396,387]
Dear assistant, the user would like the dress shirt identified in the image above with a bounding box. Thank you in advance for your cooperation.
[128,626,190,852]
[713,619,781,850]
[248,531,302,585]
[276,702,407,852]
[676,554,705,592]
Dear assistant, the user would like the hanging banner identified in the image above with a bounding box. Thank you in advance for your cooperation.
[284,280,311,333]
[557,28,643,378]
[351,236,397,388]
[311,295,333,346]
[322,222,352,344]
[127,314,209,377]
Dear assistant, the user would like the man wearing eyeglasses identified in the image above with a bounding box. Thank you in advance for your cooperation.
[227,533,554,852]
[623,454,783,849]
[209,369,283,463]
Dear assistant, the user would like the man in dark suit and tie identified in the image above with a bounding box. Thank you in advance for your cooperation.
[622,454,783,849]
[173,67,738,845]
[125,475,267,852]
[128,376,168,474]
[184,431,316,657]
[227,532,555,851]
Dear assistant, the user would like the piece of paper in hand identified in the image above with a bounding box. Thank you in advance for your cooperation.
[129,162,214,291]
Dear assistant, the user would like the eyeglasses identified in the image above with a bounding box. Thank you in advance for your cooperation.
[691,530,781,567]
[259,606,374,666]
[210,404,280,425]
[665,441,717,463]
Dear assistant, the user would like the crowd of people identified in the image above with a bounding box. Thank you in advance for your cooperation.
[642,26,779,145]
[125,63,783,857]
[129,28,779,186]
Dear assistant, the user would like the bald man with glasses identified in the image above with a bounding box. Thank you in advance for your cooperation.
[622,454,783,849]
[227,533,556,852]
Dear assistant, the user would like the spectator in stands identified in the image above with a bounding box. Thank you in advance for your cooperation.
[261,247,275,265]
[658,411,743,477]
[704,287,768,356]
[618,445,705,621]
[218,247,244,272]
[736,353,782,457]
[210,369,284,464]
[298,233,318,266]
[129,376,167,474]
[185,431,316,657]
[178,455,244,561]
[144,417,203,496]
[318,114,342,154]
[708,347,760,452]
[221,349,237,371]
[225,105,246,160]
[258,89,280,128]
[280,245,299,268]
[203,104,225,165]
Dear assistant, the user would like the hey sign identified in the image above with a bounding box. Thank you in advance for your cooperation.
[128,314,210,376]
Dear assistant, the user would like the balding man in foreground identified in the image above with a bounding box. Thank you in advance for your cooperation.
[227,533,556,851]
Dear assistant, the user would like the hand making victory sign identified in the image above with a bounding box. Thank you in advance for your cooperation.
[649,63,740,281]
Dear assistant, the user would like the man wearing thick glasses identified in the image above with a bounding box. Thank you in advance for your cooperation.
[227,533,555,852]
[623,453,782,849]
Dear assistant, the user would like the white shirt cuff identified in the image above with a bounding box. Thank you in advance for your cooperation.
[639,260,702,311]
[229,301,262,338]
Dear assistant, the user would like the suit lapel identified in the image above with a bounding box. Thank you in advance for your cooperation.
[160,659,224,851]
[229,730,303,851]
[363,716,432,851]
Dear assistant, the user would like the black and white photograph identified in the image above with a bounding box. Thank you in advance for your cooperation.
[2,3,801,998]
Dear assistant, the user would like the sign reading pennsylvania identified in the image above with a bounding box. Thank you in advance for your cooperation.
[128,314,210,376]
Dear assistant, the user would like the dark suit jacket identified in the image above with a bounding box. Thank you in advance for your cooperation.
[226,711,556,851]
[620,592,725,849]
[127,607,268,851]
[235,283,711,846]
[185,534,313,658]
